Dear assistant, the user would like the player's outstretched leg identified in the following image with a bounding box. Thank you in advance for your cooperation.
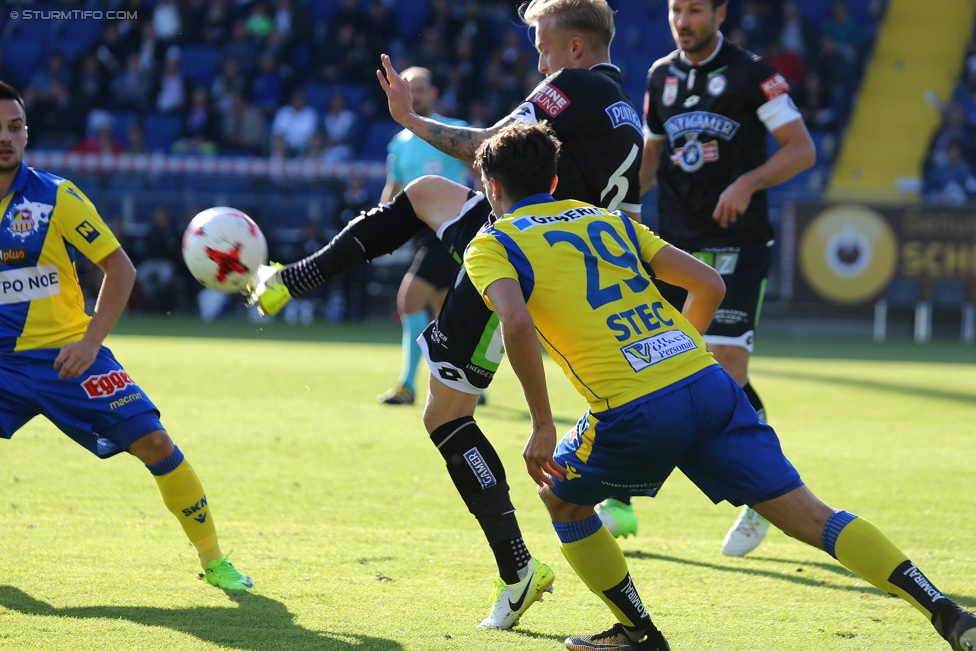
[540,489,669,651]
[131,430,252,590]
[755,486,975,650]
[721,380,770,556]
[595,496,638,538]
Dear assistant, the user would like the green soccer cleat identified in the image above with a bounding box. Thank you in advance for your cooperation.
[377,383,415,405]
[477,557,555,629]
[565,623,670,651]
[205,556,253,591]
[249,262,291,317]
[596,498,638,538]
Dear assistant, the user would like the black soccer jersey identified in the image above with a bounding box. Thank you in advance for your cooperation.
[512,63,644,215]
[645,35,802,248]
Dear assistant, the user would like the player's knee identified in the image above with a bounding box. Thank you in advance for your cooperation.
[128,428,175,465]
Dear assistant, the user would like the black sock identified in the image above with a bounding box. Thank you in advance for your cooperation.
[742,380,766,421]
[603,573,653,631]
[430,417,529,583]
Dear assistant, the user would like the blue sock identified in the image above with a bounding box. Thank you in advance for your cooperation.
[398,310,430,392]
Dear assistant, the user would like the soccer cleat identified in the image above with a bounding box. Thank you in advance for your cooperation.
[934,604,976,651]
[565,623,670,650]
[377,384,415,405]
[596,498,638,538]
[205,556,253,591]
[721,506,770,557]
[249,262,291,317]
[477,557,555,629]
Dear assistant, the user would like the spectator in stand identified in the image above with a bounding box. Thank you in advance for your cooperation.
[931,104,975,166]
[134,206,184,313]
[735,0,776,51]
[126,121,151,154]
[322,92,358,162]
[825,1,863,62]
[365,0,398,54]
[202,0,233,45]
[211,58,249,115]
[315,23,356,83]
[339,30,377,85]
[423,0,462,45]
[796,72,837,132]
[271,89,318,154]
[329,0,367,38]
[184,87,219,142]
[252,51,284,114]
[817,34,849,113]
[302,131,327,159]
[136,22,162,76]
[221,90,266,154]
[181,0,212,43]
[459,0,492,58]
[24,52,72,108]
[112,54,153,111]
[153,0,183,44]
[273,0,297,42]
[246,2,275,41]
[779,1,819,62]
[765,41,806,90]
[221,20,260,75]
[73,53,108,115]
[71,123,123,155]
[269,132,289,159]
[95,22,135,76]
[156,47,188,114]
[31,80,82,147]
[925,140,976,205]
[412,27,451,81]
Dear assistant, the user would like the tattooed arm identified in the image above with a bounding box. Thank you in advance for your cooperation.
[376,54,517,162]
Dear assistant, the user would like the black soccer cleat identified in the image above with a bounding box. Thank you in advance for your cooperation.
[933,604,976,651]
[564,622,670,651]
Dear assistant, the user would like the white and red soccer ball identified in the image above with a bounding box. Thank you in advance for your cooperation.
[182,207,267,293]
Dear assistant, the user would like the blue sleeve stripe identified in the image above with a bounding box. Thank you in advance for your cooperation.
[821,510,858,559]
[620,212,642,257]
[553,514,604,543]
[491,229,535,302]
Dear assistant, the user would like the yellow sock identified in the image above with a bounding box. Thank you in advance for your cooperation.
[558,519,646,627]
[830,512,950,619]
[149,450,222,569]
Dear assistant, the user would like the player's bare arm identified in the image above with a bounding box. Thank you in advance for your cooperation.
[54,247,136,378]
[484,278,567,488]
[377,54,515,162]
[713,119,815,228]
[647,245,725,335]
[640,136,663,195]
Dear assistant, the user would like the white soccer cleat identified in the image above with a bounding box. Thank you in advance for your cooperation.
[477,557,555,629]
[721,506,770,557]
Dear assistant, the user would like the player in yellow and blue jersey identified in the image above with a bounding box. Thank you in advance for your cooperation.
[463,121,976,651]
[0,81,251,591]
[376,67,470,406]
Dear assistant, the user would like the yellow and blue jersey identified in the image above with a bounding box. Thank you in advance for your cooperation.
[0,162,120,353]
[387,114,470,186]
[464,195,716,412]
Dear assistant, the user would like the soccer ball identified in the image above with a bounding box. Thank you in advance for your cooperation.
[182,207,268,293]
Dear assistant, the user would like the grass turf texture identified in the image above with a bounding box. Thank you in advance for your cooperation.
[1,316,974,650]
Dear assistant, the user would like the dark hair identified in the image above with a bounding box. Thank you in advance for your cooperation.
[711,0,728,7]
[476,122,561,201]
[0,80,25,112]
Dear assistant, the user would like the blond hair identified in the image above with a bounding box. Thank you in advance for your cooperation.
[520,0,615,50]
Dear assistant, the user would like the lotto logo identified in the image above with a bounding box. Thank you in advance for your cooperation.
[82,370,135,398]
[760,74,790,101]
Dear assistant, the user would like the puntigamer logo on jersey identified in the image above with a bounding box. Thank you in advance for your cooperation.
[663,112,740,173]
[605,101,642,134]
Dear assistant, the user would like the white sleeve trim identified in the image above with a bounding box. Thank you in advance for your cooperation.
[644,123,665,141]
[756,94,802,133]
[509,102,539,125]
[617,202,642,213]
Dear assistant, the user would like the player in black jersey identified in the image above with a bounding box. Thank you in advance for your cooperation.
[597,0,816,554]
[248,0,644,630]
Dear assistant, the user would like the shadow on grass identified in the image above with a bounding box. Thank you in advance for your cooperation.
[480,402,579,428]
[623,552,976,607]
[508,627,566,643]
[755,368,976,406]
[0,586,403,650]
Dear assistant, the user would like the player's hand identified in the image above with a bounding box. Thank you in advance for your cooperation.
[712,178,754,228]
[376,54,414,125]
[54,340,100,379]
[523,423,567,488]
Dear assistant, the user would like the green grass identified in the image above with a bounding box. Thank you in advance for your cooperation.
[1,318,974,650]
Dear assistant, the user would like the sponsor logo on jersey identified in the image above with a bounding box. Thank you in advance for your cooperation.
[512,206,603,231]
[707,74,727,96]
[605,101,643,134]
[75,220,101,243]
[760,73,790,101]
[109,392,144,410]
[5,199,53,239]
[66,187,84,202]
[663,111,740,145]
[683,95,700,108]
[1,247,26,264]
[510,101,538,125]
[620,330,697,372]
[670,135,719,172]
[529,83,571,118]
[667,65,688,80]
[0,264,60,304]
[463,447,497,488]
[663,76,679,107]
[81,370,136,398]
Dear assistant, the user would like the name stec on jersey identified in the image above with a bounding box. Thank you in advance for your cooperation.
[82,370,136,399]
[663,112,740,146]
[621,330,696,373]
[512,206,603,231]
[0,265,60,305]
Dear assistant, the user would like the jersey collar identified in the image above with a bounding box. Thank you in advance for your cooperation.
[508,193,555,215]
[679,31,724,68]
[3,162,29,199]
[589,62,621,72]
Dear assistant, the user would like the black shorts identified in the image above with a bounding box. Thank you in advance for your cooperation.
[408,228,460,290]
[418,192,500,394]
[653,241,772,352]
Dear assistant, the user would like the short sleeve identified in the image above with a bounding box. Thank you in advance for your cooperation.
[643,69,666,138]
[635,222,670,263]
[463,231,518,308]
[54,181,120,263]
[747,57,802,132]
[523,73,574,127]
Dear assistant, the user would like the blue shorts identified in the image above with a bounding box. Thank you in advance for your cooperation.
[0,346,163,459]
[552,366,803,507]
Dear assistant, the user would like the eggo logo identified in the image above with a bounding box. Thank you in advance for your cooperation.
[82,370,136,398]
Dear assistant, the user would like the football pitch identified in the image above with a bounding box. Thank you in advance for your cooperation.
[1,316,974,651]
